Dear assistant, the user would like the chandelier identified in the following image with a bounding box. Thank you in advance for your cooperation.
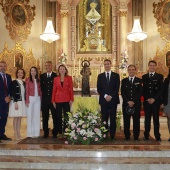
[40,18,60,43]
[127,16,147,42]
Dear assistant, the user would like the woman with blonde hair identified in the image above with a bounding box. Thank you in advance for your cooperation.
[52,64,74,136]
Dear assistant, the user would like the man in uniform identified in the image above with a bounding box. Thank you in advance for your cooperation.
[142,60,163,141]
[40,61,57,138]
[121,65,142,141]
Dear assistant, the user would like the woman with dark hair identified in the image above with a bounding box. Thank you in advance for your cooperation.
[163,71,170,141]
[9,68,26,140]
[52,64,74,136]
[25,66,42,138]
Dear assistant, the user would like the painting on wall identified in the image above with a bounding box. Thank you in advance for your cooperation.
[14,52,24,68]
[0,0,36,44]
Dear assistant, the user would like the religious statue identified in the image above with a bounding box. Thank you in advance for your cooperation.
[80,60,91,96]
[80,1,108,52]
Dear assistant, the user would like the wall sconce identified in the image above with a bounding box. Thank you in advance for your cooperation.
[127,16,147,42]
[40,17,60,43]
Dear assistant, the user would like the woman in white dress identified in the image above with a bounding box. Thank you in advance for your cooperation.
[25,67,42,138]
[9,69,26,140]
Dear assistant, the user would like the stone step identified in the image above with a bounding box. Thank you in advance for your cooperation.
[0,156,170,170]
[0,149,170,158]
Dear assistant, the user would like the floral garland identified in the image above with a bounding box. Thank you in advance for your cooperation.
[65,109,108,145]
[119,49,128,69]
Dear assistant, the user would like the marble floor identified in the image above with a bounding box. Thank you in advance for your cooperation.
[0,116,170,170]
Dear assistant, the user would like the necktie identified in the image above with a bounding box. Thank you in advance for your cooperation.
[150,73,153,78]
[47,73,50,78]
[130,77,133,84]
[2,73,7,96]
[106,73,109,84]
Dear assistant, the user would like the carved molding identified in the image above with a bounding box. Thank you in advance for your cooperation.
[153,0,170,42]
[0,43,37,78]
[0,0,36,44]
[60,11,69,18]
[119,10,127,17]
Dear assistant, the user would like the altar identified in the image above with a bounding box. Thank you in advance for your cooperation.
[72,96,100,113]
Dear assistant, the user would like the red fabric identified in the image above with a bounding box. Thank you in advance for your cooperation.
[2,74,7,96]
[52,76,74,103]
[25,78,42,104]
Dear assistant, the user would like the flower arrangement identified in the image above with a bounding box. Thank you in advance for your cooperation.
[119,49,128,69]
[65,108,108,145]
[59,52,67,65]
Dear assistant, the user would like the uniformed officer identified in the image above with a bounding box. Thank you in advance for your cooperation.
[40,61,57,138]
[142,60,163,141]
[121,64,142,141]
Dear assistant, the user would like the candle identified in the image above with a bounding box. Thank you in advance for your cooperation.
[78,59,80,75]
[73,59,75,76]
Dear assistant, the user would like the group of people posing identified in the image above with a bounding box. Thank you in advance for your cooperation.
[0,59,170,143]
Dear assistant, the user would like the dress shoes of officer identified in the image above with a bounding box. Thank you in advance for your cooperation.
[0,135,12,141]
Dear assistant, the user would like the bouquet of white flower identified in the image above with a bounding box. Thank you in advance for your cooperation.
[65,109,108,145]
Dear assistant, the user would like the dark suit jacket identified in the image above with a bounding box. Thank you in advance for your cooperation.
[97,71,120,105]
[121,77,143,105]
[40,72,57,103]
[162,78,169,106]
[11,80,25,102]
[0,73,12,116]
[142,72,163,104]
[0,73,12,100]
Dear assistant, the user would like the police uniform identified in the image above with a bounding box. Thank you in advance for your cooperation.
[142,72,163,141]
[121,76,142,140]
[40,72,57,137]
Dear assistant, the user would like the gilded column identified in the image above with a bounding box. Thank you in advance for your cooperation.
[60,10,69,58]
[119,0,128,53]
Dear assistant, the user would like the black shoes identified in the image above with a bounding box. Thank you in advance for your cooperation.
[168,138,170,142]
[52,135,57,138]
[43,134,49,138]
[110,136,115,140]
[156,138,162,142]
[0,135,12,141]
[124,137,130,141]
[134,138,138,141]
[143,137,149,141]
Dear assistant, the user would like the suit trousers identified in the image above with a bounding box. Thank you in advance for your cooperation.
[123,104,140,139]
[41,100,57,136]
[144,101,161,139]
[100,101,117,137]
[55,102,70,134]
[0,100,9,136]
[27,96,41,137]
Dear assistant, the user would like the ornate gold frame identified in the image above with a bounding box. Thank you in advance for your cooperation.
[0,43,36,78]
[0,0,36,44]
[153,0,170,42]
[77,0,112,52]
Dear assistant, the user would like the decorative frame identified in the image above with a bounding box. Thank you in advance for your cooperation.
[0,43,37,78]
[0,0,36,44]
[153,0,170,42]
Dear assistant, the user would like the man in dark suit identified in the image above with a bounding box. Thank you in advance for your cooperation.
[97,59,120,140]
[0,61,12,141]
[142,60,163,141]
[121,65,143,141]
[40,61,57,138]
